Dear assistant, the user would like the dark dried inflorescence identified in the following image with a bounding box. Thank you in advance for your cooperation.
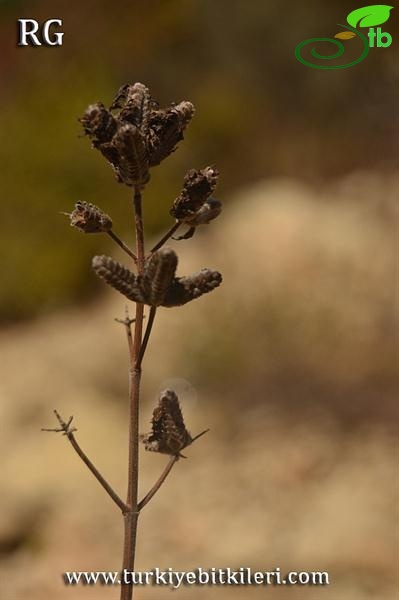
[140,390,193,456]
[80,83,195,188]
[142,248,178,306]
[68,201,112,234]
[170,167,222,239]
[92,255,146,303]
[91,248,222,307]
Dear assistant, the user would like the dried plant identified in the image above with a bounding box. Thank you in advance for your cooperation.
[43,82,222,600]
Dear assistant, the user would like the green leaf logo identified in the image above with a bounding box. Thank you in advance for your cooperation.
[347,5,393,28]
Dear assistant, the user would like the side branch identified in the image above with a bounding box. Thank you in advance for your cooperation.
[107,230,137,262]
[138,456,178,511]
[149,221,180,254]
[136,306,156,370]
[42,410,127,513]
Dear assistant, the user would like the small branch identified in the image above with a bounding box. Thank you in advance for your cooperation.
[138,428,210,511]
[190,428,210,444]
[136,306,157,369]
[42,410,127,513]
[107,230,137,262]
[115,306,136,358]
[149,221,180,254]
[138,456,178,511]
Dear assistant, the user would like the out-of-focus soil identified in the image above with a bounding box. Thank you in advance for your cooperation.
[0,175,397,599]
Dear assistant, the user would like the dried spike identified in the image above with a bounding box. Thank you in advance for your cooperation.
[80,103,117,145]
[170,167,220,223]
[112,123,150,186]
[162,269,222,307]
[109,84,130,111]
[92,255,146,303]
[141,390,192,456]
[147,101,195,167]
[68,201,112,234]
[142,248,178,306]
[118,83,152,134]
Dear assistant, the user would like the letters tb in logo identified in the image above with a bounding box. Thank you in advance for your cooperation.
[17,19,64,47]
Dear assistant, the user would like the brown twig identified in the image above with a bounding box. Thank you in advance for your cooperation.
[120,186,146,600]
[138,428,210,510]
[107,230,137,262]
[138,456,179,511]
[42,410,127,513]
[149,221,180,254]
[136,306,157,369]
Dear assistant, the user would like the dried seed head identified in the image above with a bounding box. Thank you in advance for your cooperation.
[118,83,152,134]
[147,101,195,167]
[80,103,117,145]
[81,86,196,186]
[69,201,112,233]
[141,389,192,456]
[92,256,146,303]
[109,84,130,111]
[143,248,178,306]
[170,167,221,227]
[112,123,150,186]
[163,268,222,307]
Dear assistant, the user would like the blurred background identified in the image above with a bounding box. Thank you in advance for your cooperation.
[0,1,397,598]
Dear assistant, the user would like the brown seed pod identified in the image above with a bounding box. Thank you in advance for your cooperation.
[118,83,152,134]
[170,166,221,226]
[80,103,117,145]
[142,248,178,306]
[69,201,112,234]
[92,256,146,303]
[147,101,195,167]
[162,269,222,307]
[112,123,150,186]
[141,390,192,456]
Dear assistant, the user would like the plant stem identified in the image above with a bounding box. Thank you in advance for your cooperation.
[107,230,137,262]
[149,221,180,254]
[42,411,127,513]
[136,306,156,370]
[138,456,178,511]
[120,187,145,600]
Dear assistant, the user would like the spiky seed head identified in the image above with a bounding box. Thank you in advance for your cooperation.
[92,256,146,303]
[141,389,192,456]
[147,101,196,167]
[143,248,178,306]
[170,166,221,224]
[69,201,112,233]
[80,103,117,145]
[162,269,222,307]
[118,83,152,133]
[112,123,150,186]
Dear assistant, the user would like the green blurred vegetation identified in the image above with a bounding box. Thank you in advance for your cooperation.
[1,0,399,321]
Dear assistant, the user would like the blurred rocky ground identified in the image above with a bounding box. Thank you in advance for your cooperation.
[0,177,397,599]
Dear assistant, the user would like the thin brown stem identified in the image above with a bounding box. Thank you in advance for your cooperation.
[107,230,137,262]
[42,410,127,513]
[137,429,209,512]
[136,306,157,370]
[138,456,178,511]
[149,221,180,254]
[120,187,145,600]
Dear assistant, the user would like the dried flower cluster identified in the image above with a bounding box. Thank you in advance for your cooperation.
[171,166,222,238]
[92,248,222,307]
[140,390,193,456]
[80,82,195,187]
[68,201,112,233]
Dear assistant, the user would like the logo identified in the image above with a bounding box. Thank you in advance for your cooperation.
[17,19,64,47]
[295,5,393,69]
